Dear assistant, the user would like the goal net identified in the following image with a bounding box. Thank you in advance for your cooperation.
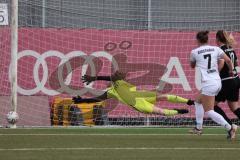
[0,0,240,127]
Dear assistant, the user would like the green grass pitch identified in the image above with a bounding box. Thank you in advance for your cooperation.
[0,127,239,160]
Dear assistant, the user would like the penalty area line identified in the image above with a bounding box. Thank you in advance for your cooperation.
[0,147,240,151]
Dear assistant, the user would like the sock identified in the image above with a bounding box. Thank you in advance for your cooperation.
[163,109,178,116]
[205,110,231,131]
[195,102,204,130]
[167,95,188,103]
[233,108,240,119]
[214,105,232,125]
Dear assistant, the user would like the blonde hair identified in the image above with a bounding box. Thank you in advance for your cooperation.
[223,31,237,46]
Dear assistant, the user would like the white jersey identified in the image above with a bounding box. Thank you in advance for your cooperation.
[190,45,225,82]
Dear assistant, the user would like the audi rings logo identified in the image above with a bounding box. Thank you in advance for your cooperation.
[11,50,119,96]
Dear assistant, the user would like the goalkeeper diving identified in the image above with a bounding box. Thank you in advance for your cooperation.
[76,71,194,116]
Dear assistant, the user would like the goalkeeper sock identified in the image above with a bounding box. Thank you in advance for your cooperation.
[167,94,188,103]
[163,109,178,116]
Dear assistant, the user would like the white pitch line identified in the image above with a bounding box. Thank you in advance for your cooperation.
[0,147,240,151]
[0,133,227,136]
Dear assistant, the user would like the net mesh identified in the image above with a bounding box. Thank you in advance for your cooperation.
[0,0,240,127]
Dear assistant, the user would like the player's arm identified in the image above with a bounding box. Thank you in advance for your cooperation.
[190,61,196,68]
[217,47,234,76]
[222,53,234,76]
[218,59,224,71]
[72,92,108,103]
[82,71,126,84]
[190,51,196,68]
[234,52,238,67]
[235,59,238,67]
[82,75,111,84]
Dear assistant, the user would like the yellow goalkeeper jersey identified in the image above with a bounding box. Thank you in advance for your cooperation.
[107,80,157,113]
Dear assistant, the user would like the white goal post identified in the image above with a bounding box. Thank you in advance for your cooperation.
[9,0,18,128]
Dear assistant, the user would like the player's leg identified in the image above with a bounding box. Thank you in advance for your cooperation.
[156,94,194,105]
[220,78,240,120]
[226,79,240,119]
[189,92,204,134]
[190,106,204,135]
[132,98,188,116]
[201,82,236,139]
[151,106,188,116]
[202,94,232,130]
[228,101,240,119]
[213,81,233,125]
[214,102,232,125]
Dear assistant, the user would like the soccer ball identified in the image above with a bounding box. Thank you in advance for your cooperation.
[6,111,19,124]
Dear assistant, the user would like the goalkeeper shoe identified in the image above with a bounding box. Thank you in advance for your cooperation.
[186,99,195,106]
[189,127,203,135]
[174,108,189,114]
[227,124,238,140]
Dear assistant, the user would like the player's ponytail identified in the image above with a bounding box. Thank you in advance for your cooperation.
[224,31,237,47]
[216,30,237,47]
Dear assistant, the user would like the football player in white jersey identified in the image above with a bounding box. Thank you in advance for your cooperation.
[190,31,237,139]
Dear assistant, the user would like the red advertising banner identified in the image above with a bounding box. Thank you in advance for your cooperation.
[0,28,239,123]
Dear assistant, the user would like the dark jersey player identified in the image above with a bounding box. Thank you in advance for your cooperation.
[214,30,240,125]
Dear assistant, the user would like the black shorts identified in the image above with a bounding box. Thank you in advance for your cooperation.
[215,76,240,102]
